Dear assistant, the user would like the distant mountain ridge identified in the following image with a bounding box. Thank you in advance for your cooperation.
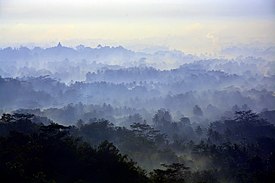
[0,43,199,81]
[0,43,274,82]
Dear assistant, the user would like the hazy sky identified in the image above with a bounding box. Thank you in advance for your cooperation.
[0,0,274,54]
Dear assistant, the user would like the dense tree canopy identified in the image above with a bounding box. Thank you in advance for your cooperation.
[0,111,275,183]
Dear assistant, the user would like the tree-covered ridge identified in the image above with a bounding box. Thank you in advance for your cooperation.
[0,114,147,183]
[0,111,275,183]
[1,58,274,114]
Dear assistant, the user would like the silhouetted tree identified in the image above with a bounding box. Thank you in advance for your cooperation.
[150,163,190,183]
[193,105,203,117]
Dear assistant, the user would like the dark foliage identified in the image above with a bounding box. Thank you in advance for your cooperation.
[0,114,147,183]
[1,112,275,183]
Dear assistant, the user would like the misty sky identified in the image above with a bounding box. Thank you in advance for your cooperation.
[0,0,274,54]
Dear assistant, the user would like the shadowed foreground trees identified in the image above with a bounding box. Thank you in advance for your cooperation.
[150,163,190,183]
[0,114,147,183]
[1,112,275,183]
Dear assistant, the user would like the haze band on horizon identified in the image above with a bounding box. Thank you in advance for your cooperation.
[0,0,274,56]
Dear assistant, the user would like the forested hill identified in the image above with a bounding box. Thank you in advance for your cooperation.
[0,46,274,183]
[0,111,275,183]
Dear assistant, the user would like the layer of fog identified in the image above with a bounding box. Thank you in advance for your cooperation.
[0,43,274,126]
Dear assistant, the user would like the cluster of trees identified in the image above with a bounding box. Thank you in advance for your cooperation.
[0,44,198,81]
[1,76,274,126]
[1,44,274,82]
[1,66,274,117]
[1,111,275,182]
[1,44,275,182]
[0,114,147,183]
